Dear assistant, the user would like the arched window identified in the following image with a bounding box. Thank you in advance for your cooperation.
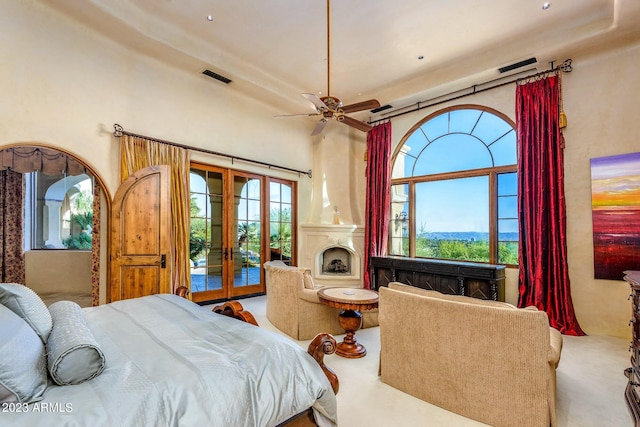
[390,105,517,265]
[0,146,96,251]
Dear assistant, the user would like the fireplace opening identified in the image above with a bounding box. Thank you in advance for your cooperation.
[322,247,352,275]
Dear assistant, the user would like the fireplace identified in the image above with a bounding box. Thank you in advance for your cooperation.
[322,247,352,275]
[300,224,363,288]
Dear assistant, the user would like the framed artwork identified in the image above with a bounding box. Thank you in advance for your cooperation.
[590,152,640,280]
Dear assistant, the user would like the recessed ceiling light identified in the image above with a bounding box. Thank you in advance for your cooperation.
[206,15,214,21]
[542,3,551,10]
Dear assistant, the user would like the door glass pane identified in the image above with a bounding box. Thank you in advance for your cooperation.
[269,181,293,265]
[234,176,261,287]
[190,169,207,192]
[206,265,222,291]
[190,170,224,293]
[415,176,489,262]
[281,185,291,204]
[270,203,280,221]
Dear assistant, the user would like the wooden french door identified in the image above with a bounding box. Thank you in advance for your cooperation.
[189,164,265,303]
[110,165,171,302]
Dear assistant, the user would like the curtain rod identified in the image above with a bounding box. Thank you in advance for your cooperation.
[369,59,573,125]
[112,124,312,178]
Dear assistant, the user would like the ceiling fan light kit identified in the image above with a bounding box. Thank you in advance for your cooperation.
[279,0,380,136]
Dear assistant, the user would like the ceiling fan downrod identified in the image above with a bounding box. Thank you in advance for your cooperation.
[326,0,331,97]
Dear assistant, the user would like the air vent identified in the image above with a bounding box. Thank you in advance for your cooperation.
[498,57,537,74]
[371,104,392,113]
[202,69,232,84]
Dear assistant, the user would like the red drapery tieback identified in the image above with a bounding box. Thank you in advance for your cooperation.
[363,122,392,290]
[516,75,585,336]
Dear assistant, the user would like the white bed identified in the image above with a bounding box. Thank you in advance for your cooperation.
[0,292,338,427]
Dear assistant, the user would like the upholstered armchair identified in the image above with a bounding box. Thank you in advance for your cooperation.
[263,261,343,340]
[379,282,563,427]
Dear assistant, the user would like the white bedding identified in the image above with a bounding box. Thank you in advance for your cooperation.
[3,294,337,427]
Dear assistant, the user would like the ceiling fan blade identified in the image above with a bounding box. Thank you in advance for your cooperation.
[311,118,329,136]
[341,99,381,114]
[302,93,328,111]
[339,115,373,133]
[274,113,321,118]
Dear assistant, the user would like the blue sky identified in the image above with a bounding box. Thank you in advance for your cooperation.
[394,108,517,234]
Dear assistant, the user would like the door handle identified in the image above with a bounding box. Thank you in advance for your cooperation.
[223,248,228,261]
[160,254,166,268]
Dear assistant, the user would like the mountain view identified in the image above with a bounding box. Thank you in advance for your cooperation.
[419,231,518,242]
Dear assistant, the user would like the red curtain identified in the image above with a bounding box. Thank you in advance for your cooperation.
[363,122,392,289]
[516,75,585,335]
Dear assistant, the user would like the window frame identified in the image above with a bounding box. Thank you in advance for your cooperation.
[268,177,297,266]
[390,104,517,266]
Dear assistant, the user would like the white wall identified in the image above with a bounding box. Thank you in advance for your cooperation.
[562,43,640,338]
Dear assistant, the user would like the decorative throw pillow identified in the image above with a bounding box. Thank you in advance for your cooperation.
[0,304,48,403]
[47,301,105,386]
[0,283,53,343]
[302,268,315,289]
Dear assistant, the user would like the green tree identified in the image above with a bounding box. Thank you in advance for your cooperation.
[62,212,93,249]
[437,240,469,260]
[270,207,292,259]
[498,242,519,264]
[62,189,93,250]
[189,195,207,262]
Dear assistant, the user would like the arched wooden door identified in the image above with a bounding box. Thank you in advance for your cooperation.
[109,165,171,301]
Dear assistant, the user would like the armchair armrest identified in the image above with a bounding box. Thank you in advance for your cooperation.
[300,287,323,303]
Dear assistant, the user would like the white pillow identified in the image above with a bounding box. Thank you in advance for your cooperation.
[47,301,105,386]
[0,283,52,343]
[0,304,48,403]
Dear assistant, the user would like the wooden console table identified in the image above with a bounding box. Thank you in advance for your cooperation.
[624,270,640,426]
[369,256,505,301]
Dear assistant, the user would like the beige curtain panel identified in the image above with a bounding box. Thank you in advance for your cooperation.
[120,135,191,296]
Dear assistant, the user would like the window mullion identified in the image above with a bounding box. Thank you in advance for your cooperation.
[488,172,498,264]
[409,181,416,258]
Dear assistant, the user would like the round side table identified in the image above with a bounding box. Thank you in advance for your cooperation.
[317,287,379,358]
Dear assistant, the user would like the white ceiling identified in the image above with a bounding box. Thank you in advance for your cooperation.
[42,0,640,122]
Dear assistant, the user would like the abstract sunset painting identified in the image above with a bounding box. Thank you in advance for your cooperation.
[591,152,640,280]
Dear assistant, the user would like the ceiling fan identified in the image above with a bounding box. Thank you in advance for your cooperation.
[277,0,380,136]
